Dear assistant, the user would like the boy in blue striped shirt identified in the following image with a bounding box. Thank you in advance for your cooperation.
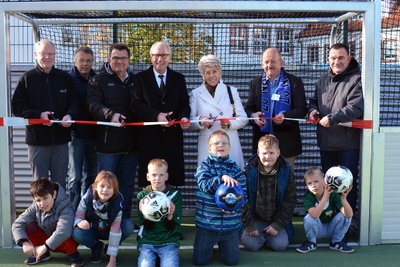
[192,130,247,266]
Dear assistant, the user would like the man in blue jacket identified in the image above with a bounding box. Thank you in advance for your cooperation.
[67,46,98,209]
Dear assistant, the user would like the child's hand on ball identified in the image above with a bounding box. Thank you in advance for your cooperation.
[221,175,239,187]
[322,181,334,198]
[167,201,175,220]
[341,186,353,198]
[138,199,143,212]
[169,201,175,214]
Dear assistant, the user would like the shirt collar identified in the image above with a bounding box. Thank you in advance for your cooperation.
[153,68,167,79]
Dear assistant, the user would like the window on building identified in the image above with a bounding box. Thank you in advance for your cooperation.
[275,29,293,55]
[308,46,319,63]
[229,26,248,54]
[323,43,330,63]
[382,39,398,63]
[253,27,270,54]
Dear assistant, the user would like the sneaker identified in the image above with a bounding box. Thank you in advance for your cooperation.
[329,241,354,253]
[91,241,104,263]
[24,250,51,265]
[296,241,317,253]
[68,251,84,267]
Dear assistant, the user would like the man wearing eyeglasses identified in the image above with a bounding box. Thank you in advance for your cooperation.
[87,43,138,221]
[131,41,190,187]
[11,39,79,189]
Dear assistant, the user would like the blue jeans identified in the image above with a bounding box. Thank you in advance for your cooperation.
[97,152,138,218]
[241,220,289,252]
[28,144,68,189]
[67,137,97,209]
[72,218,134,248]
[193,227,240,266]
[320,149,360,211]
[303,213,352,243]
[138,243,179,267]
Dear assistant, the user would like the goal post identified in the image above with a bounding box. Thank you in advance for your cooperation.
[0,1,385,247]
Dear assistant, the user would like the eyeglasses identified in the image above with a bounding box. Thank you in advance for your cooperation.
[151,54,170,59]
[37,52,55,57]
[111,56,129,62]
[210,141,229,147]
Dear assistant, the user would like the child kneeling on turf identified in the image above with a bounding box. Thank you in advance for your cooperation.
[72,171,134,266]
[241,134,296,252]
[296,167,354,253]
[12,178,84,266]
[137,158,182,267]
[193,130,247,266]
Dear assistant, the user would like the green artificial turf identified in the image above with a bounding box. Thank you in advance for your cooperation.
[0,216,375,266]
[1,244,400,267]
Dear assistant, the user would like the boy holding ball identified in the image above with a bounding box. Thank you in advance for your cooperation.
[296,167,353,253]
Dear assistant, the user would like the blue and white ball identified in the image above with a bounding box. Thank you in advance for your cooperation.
[215,184,245,211]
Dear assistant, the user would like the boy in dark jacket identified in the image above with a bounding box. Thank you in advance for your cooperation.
[241,134,296,252]
[12,178,83,266]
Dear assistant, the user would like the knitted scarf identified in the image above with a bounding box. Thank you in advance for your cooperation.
[260,69,292,133]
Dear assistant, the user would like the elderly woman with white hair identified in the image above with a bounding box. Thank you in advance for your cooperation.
[189,54,248,168]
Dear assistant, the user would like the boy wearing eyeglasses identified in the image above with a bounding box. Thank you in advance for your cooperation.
[193,130,247,266]
[241,134,296,252]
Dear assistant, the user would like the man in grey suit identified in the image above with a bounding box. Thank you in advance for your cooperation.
[131,41,190,187]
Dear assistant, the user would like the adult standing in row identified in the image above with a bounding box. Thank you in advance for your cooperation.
[67,46,98,209]
[189,54,248,169]
[308,43,363,214]
[87,43,138,219]
[245,48,307,169]
[131,41,190,187]
[11,39,78,188]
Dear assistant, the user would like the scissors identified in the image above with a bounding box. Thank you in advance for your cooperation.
[166,113,177,127]
[206,113,218,129]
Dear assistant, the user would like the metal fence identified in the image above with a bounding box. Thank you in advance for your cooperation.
[6,0,400,213]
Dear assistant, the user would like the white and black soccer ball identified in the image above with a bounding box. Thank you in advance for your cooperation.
[324,165,353,193]
[141,191,171,222]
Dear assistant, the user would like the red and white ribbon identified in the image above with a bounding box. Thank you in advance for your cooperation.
[0,116,372,129]
[0,117,50,127]
[283,117,372,129]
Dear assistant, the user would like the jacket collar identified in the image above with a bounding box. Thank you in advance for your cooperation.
[35,64,55,74]
[70,66,96,80]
